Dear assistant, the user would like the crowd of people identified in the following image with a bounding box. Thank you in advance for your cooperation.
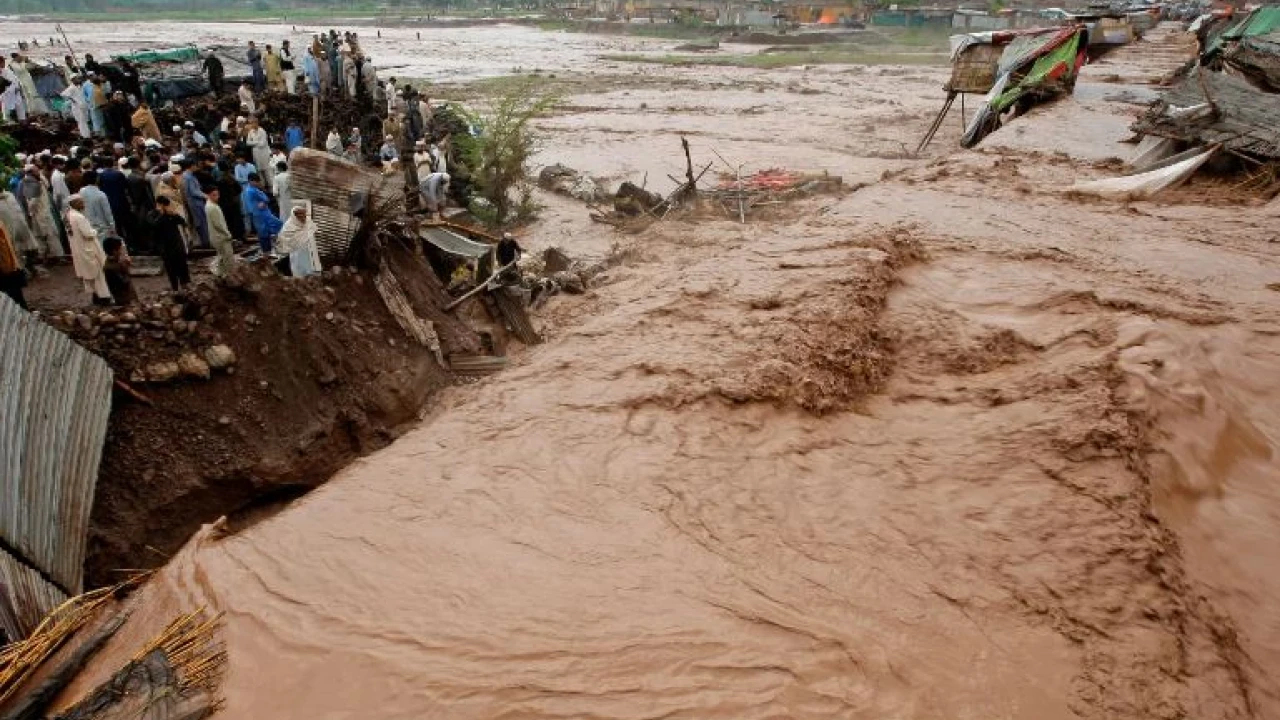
[1,28,464,312]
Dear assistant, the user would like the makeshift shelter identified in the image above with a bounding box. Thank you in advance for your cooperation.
[918,26,1087,152]
[1132,66,1280,161]
[1204,6,1280,92]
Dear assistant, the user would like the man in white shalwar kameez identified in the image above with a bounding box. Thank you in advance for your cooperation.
[275,205,321,277]
[67,194,111,304]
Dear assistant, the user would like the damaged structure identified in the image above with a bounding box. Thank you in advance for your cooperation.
[919,24,1090,151]
[1075,10,1280,199]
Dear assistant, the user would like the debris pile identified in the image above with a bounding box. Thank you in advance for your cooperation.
[1072,13,1280,200]
[705,169,844,218]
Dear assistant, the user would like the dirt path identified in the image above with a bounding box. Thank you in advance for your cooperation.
[40,22,1280,719]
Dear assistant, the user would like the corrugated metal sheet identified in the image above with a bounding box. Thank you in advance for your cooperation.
[0,295,113,603]
[289,148,404,260]
[0,550,67,641]
[421,226,492,259]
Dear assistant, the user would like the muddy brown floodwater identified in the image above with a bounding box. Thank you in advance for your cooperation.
[34,21,1280,719]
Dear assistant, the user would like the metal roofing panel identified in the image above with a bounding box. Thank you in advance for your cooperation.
[421,226,492,259]
[0,550,68,641]
[288,149,404,261]
[0,295,113,600]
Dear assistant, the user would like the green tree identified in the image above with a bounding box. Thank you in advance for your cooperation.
[458,80,557,227]
[0,134,19,190]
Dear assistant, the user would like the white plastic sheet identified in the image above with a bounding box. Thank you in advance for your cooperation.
[1070,146,1218,199]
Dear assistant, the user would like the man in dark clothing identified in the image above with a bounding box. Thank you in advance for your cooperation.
[246,41,264,93]
[105,92,132,143]
[124,157,154,253]
[203,53,224,95]
[101,236,135,305]
[152,196,190,291]
[215,159,246,243]
[118,59,142,99]
[98,158,134,246]
[496,232,523,266]
[83,53,101,75]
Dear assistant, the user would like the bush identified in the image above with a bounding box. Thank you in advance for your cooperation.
[0,134,17,189]
[457,80,557,228]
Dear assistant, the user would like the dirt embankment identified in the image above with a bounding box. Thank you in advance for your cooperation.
[79,239,480,589]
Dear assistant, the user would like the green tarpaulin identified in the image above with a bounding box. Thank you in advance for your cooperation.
[114,46,200,64]
[1207,7,1280,55]
[994,31,1081,112]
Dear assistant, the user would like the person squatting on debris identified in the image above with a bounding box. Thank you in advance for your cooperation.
[420,171,450,220]
[275,205,321,278]
[67,194,112,305]
[152,196,191,291]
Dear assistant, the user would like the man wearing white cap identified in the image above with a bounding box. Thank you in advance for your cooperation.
[67,194,111,305]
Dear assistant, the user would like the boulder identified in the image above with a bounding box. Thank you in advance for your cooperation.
[177,352,211,380]
[551,270,586,295]
[542,247,573,274]
[145,361,180,383]
[614,182,663,216]
[204,344,238,370]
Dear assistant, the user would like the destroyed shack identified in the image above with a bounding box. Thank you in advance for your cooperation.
[1200,5,1280,92]
[919,25,1089,151]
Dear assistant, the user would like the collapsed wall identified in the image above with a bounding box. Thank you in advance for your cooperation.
[50,239,481,589]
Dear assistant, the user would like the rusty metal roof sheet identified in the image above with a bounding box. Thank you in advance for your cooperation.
[288,148,405,260]
[0,295,113,603]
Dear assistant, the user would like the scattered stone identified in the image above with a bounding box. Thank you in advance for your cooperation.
[325,312,335,321]
[615,182,663,216]
[244,313,258,326]
[145,361,180,383]
[260,343,270,356]
[129,369,146,384]
[164,331,177,343]
[187,321,199,333]
[258,380,269,389]
[543,247,573,274]
[218,416,232,426]
[172,319,188,332]
[121,311,137,323]
[168,304,184,319]
[204,344,237,369]
[551,270,586,294]
[177,352,212,380]
[74,313,92,331]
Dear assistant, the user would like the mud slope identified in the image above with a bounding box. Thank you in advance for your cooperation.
[85,239,481,589]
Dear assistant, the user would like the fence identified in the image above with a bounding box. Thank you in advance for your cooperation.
[0,295,113,640]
